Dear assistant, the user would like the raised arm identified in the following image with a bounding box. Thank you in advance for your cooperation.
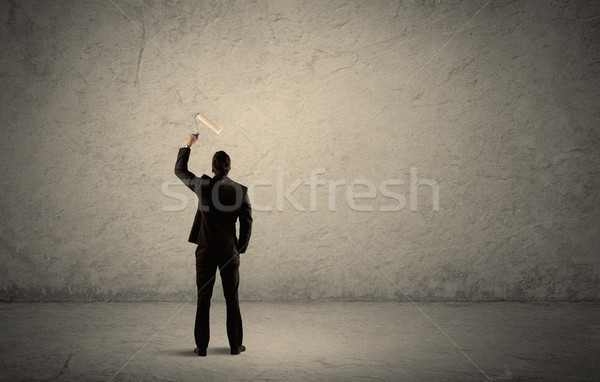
[174,134,199,192]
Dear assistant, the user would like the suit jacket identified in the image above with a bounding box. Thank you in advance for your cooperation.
[175,147,252,254]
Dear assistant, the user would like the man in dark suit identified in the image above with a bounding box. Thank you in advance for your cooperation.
[175,134,252,357]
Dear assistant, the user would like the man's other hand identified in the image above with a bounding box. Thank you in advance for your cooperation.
[185,134,199,147]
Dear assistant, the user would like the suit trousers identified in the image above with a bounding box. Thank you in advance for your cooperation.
[194,245,243,350]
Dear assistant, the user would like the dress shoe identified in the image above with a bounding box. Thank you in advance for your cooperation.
[230,345,246,355]
[194,347,207,357]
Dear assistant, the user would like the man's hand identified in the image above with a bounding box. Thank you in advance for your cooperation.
[185,134,199,147]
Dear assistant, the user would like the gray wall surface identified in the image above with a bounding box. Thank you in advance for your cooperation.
[1,0,599,301]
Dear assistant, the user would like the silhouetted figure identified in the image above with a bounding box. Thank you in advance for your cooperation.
[175,134,252,356]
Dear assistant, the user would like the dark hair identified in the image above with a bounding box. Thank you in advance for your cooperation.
[212,151,231,177]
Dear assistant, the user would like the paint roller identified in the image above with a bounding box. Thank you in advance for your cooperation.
[194,112,223,138]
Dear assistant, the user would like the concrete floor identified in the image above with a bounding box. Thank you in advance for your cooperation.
[0,302,598,382]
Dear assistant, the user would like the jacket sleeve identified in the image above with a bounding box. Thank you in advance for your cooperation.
[174,147,198,193]
[237,187,253,254]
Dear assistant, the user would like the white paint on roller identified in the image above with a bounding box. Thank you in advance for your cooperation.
[195,112,223,134]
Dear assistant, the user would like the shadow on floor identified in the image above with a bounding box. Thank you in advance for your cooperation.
[163,347,232,357]
[208,347,231,355]
[164,349,198,357]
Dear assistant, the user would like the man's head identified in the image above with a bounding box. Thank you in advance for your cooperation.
[212,151,231,178]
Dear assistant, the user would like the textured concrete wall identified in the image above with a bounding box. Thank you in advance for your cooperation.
[1,0,599,301]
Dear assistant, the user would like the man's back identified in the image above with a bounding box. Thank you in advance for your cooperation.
[191,174,252,255]
[174,148,252,255]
